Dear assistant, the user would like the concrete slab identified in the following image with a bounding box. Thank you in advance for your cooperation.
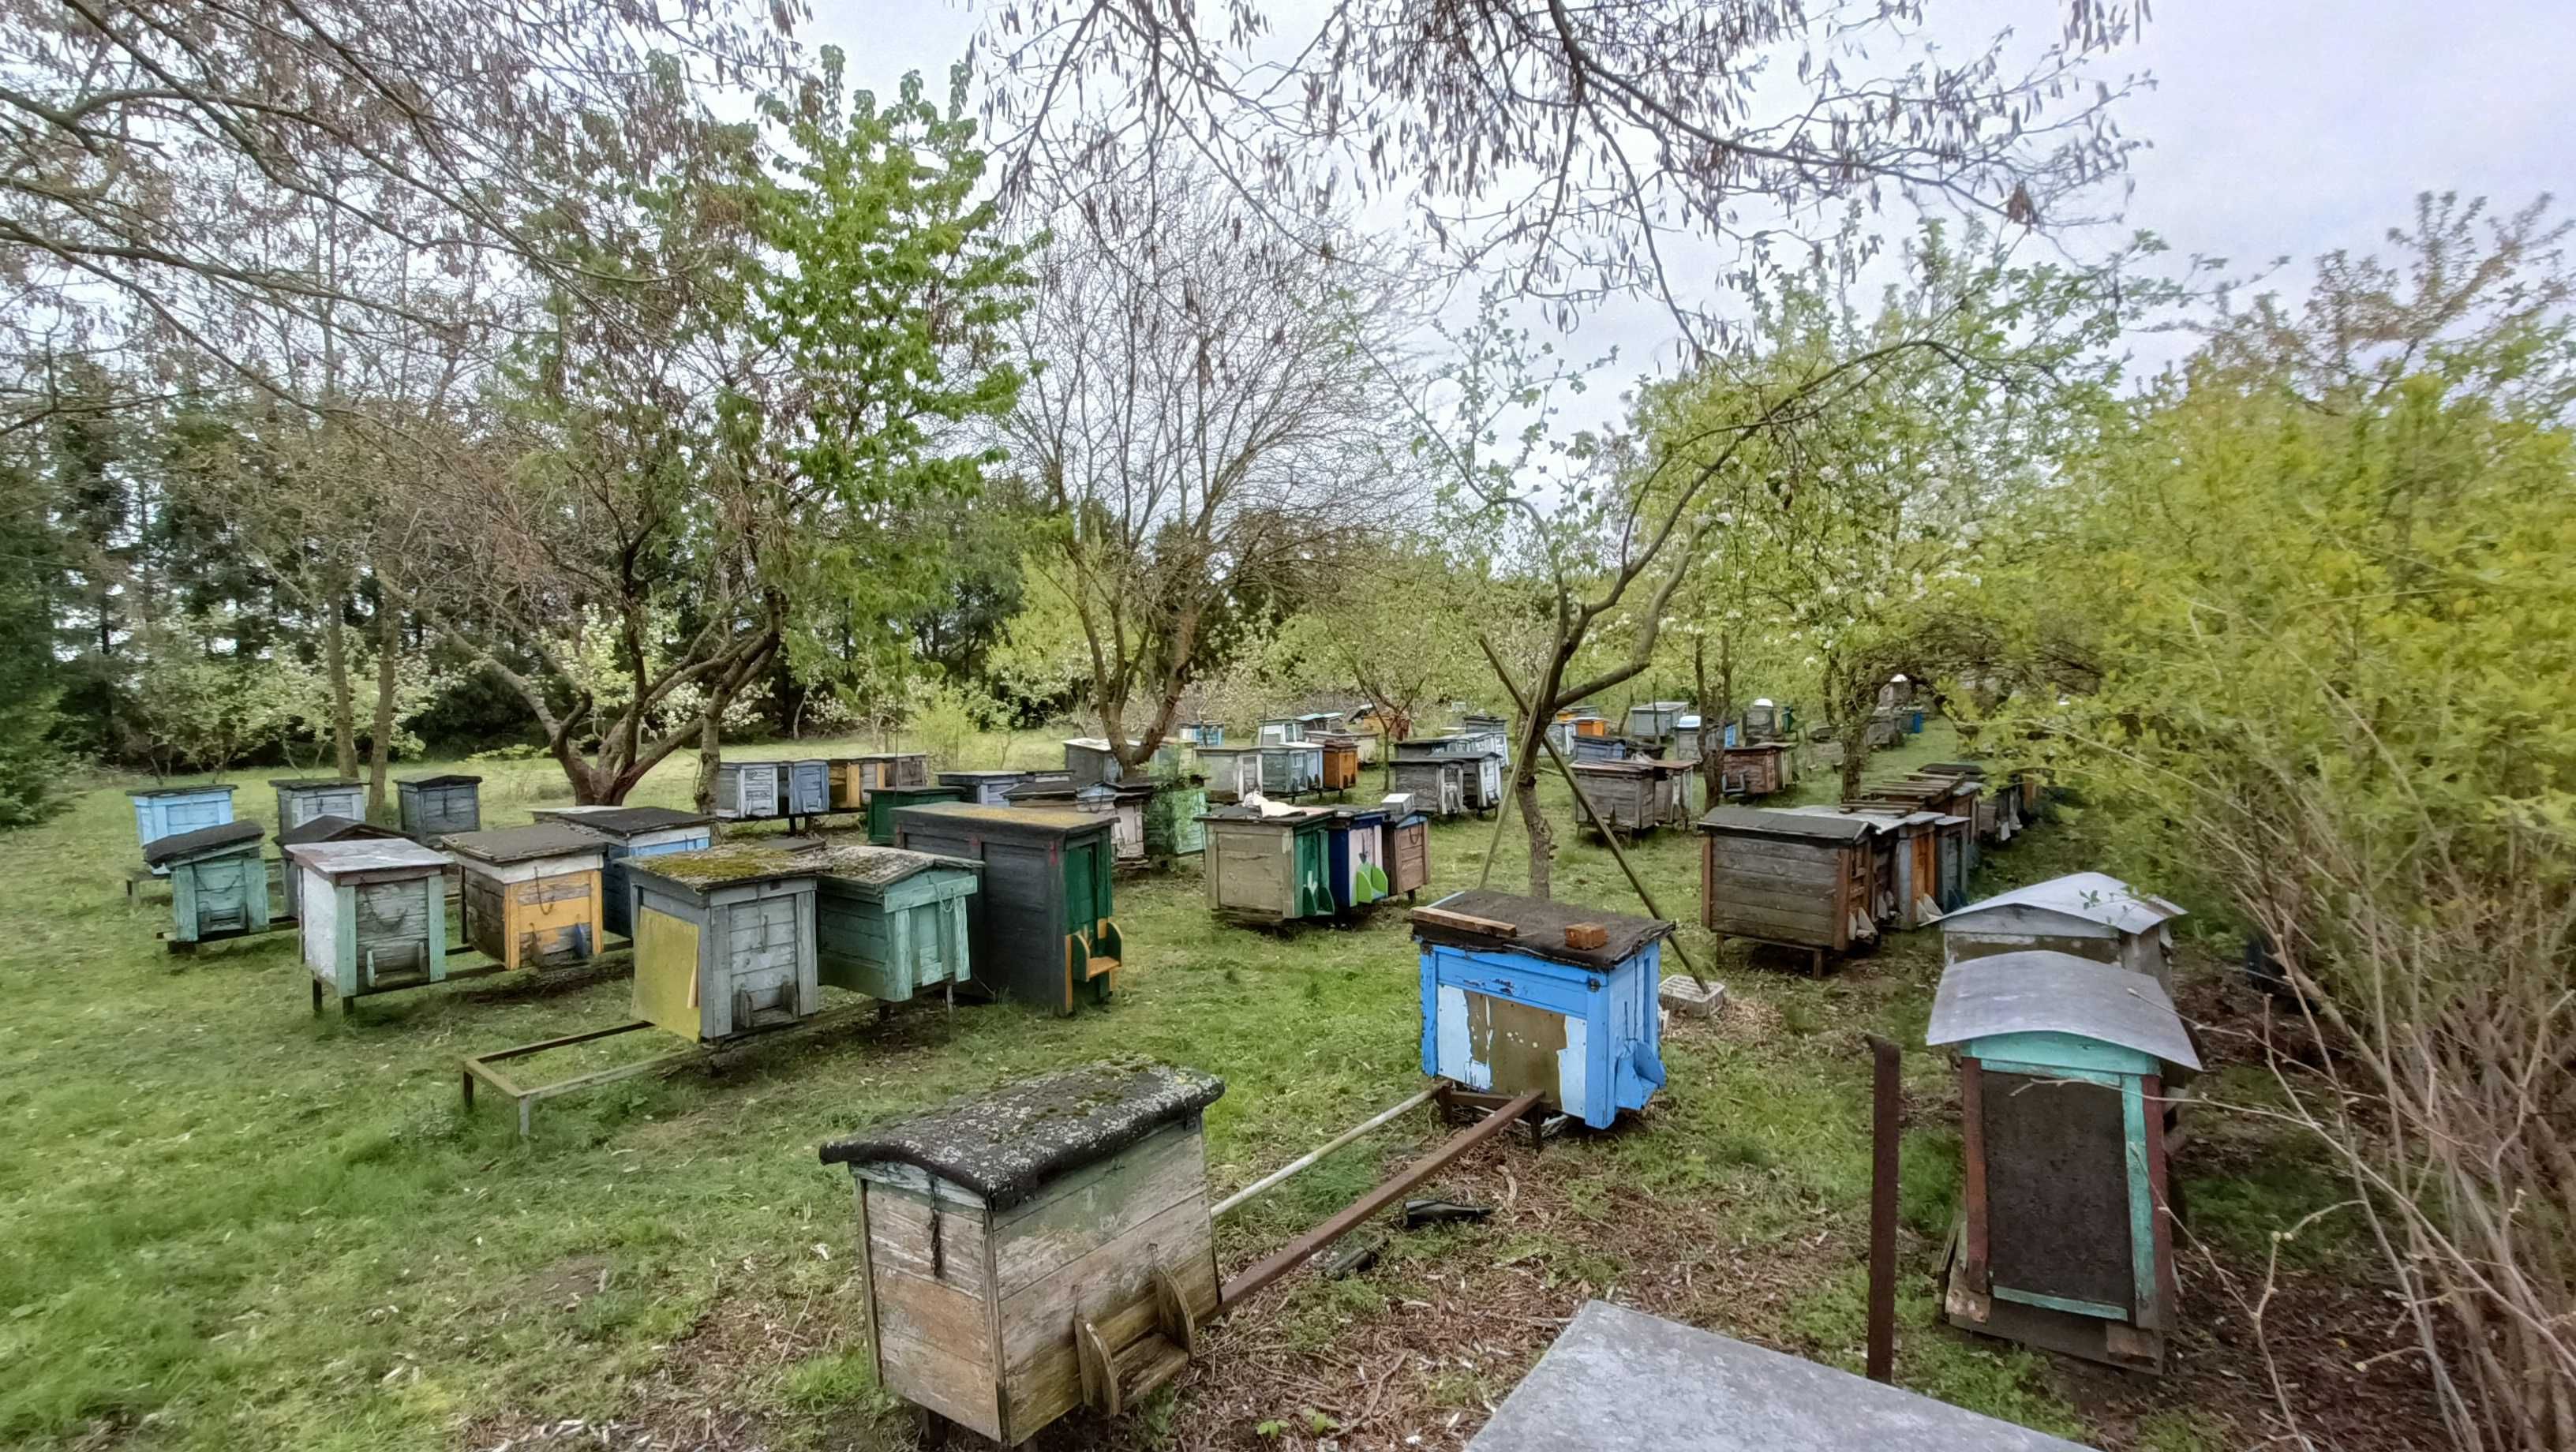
[1468,1300,2092,1452]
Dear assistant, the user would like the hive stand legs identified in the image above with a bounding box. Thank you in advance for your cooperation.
[310,979,323,1016]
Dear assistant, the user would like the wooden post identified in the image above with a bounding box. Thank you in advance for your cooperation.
[1865,1034,1900,1384]
[1959,1058,1990,1296]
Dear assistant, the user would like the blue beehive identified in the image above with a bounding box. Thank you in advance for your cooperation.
[129,784,238,867]
[1411,889,1672,1130]
[1325,806,1391,911]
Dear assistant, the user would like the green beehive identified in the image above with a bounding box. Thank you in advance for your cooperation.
[796,842,982,1003]
[867,784,966,844]
[1197,803,1336,925]
[1143,780,1208,861]
[146,821,271,946]
[893,803,1123,1016]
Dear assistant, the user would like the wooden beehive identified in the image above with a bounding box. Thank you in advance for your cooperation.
[1316,735,1361,792]
[1379,794,1431,897]
[532,806,717,939]
[1411,890,1672,1129]
[441,824,606,968]
[1694,806,1880,964]
[797,841,980,1004]
[710,760,780,820]
[1176,720,1226,747]
[1782,806,1950,930]
[829,752,934,810]
[395,773,482,838]
[1197,803,1336,924]
[128,783,237,861]
[894,804,1122,1014]
[1939,872,2186,994]
[1256,741,1324,798]
[938,769,1044,807]
[276,813,408,919]
[271,777,366,833]
[1715,742,1793,799]
[1387,756,1465,818]
[867,784,969,844]
[1568,760,1664,835]
[784,758,833,817]
[818,1062,1226,1446]
[626,845,820,1042]
[286,837,451,1007]
[1928,952,2198,1372]
[1324,806,1391,910]
[146,821,270,945]
[1190,746,1263,803]
[1005,777,1146,866]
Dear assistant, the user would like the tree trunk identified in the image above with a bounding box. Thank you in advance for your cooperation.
[324,596,358,781]
[1838,713,1870,803]
[367,600,399,818]
[1516,771,1552,900]
[1694,634,1720,808]
[693,708,724,814]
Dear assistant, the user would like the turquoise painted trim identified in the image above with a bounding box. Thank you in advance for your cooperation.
[170,859,198,942]
[335,882,360,996]
[1992,1285,2126,1321]
[2125,1076,2159,1327]
[1972,1055,2126,1089]
[1968,1030,2157,1078]
[425,878,448,983]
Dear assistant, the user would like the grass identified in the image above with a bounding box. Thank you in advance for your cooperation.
[0,722,2346,1450]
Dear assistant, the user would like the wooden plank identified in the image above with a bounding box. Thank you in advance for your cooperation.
[1410,905,1518,937]
[1706,906,1834,940]
[867,1185,993,1297]
[877,1326,1003,1441]
[998,1195,1218,1436]
[1704,837,1840,873]
[873,1263,994,1366]
[1705,877,1840,919]
[990,1123,1204,1297]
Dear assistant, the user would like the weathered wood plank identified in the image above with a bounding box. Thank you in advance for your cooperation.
[877,1327,1003,1441]
[1410,905,1518,937]
[867,1184,993,1297]
[998,1196,1219,1435]
[990,1122,1204,1297]
[1704,878,1842,919]
[871,1263,993,1363]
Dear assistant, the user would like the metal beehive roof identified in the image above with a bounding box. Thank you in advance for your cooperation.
[284,837,451,877]
[1926,951,2200,1070]
[127,782,236,798]
[1943,872,2187,937]
[142,819,265,865]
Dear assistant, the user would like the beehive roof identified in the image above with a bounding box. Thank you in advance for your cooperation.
[794,840,981,886]
[544,806,714,836]
[270,777,364,790]
[143,819,265,865]
[438,822,608,864]
[1944,871,2185,936]
[1926,952,2200,1071]
[285,837,450,877]
[277,813,405,847]
[627,841,810,890]
[1695,806,1877,844]
[397,773,483,788]
[127,782,236,799]
[894,802,1109,840]
[1410,889,1674,969]
[818,1061,1225,1208]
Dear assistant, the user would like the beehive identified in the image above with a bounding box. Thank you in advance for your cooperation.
[1779,806,1950,930]
[395,773,482,838]
[1388,756,1466,818]
[1714,742,1794,799]
[1695,806,1881,963]
[867,784,968,844]
[1379,794,1431,898]
[1324,806,1391,911]
[1938,872,2186,994]
[441,824,606,968]
[1005,777,1145,865]
[713,759,782,819]
[1256,741,1324,798]
[818,1062,1225,1446]
[1316,735,1361,792]
[1928,952,2198,1372]
[1412,890,1671,1129]
[276,813,408,919]
[270,777,366,833]
[1190,746,1263,803]
[146,820,269,945]
[531,806,716,938]
[128,783,237,862]
[626,844,819,1042]
[829,753,932,809]
[1197,803,1336,924]
[938,769,1044,806]
[797,841,980,1004]
[893,804,1121,1016]
[286,837,451,1006]
[1142,780,1208,862]
[784,758,833,817]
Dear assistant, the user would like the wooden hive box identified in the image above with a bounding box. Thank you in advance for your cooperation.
[1388,757,1466,818]
[1005,778,1146,866]
[286,837,451,1008]
[865,784,968,844]
[129,783,237,864]
[531,806,717,939]
[938,769,1041,807]
[1061,738,1129,788]
[1324,806,1391,911]
[894,804,1122,1015]
[270,777,366,833]
[625,845,819,1042]
[1256,741,1323,798]
[145,821,270,945]
[276,813,408,919]
[395,773,483,839]
[1716,742,1792,799]
[1378,794,1432,897]
[1189,746,1263,804]
[1316,736,1361,791]
[1568,759,1661,835]
[440,824,607,968]
[796,841,980,1004]
[1411,889,1672,1129]
[1176,720,1225,747]
[1788,806,1949,930]
[1927,952,2199,1372]
[818,1062,1226,1446]
[713,760,782,820]
[1196,803,1336,924]
[784,758,833,818]
[830,752,934,810]
[1694,806,1880,964]
[1938,872,2186,994]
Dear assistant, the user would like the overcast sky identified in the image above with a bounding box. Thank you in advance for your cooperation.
[805,1,2570,414]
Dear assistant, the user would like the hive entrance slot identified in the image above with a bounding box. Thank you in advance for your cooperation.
[1073,1263,1200,1419]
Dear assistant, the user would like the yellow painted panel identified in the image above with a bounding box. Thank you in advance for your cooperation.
[505,868,601,967]
[632,907,702,1041]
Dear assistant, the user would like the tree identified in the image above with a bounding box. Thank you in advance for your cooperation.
[997,170,1414,770]
[429,57,1032,806]
[2011,196,2576,1452]
[1272,543,1498,772]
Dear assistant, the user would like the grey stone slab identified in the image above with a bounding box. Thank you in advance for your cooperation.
[1469,1300,2092,1452]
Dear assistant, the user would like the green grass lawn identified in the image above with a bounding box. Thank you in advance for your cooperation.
[0,725,2365,1450]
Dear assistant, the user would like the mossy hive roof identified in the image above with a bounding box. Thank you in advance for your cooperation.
[818,1061,1224,1209]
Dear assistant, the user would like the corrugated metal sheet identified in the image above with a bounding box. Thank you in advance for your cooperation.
[1945,872,2185,936]
[1926,951,2200,1070]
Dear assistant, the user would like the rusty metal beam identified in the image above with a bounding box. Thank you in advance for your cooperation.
[1219,1089,1541,1309]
